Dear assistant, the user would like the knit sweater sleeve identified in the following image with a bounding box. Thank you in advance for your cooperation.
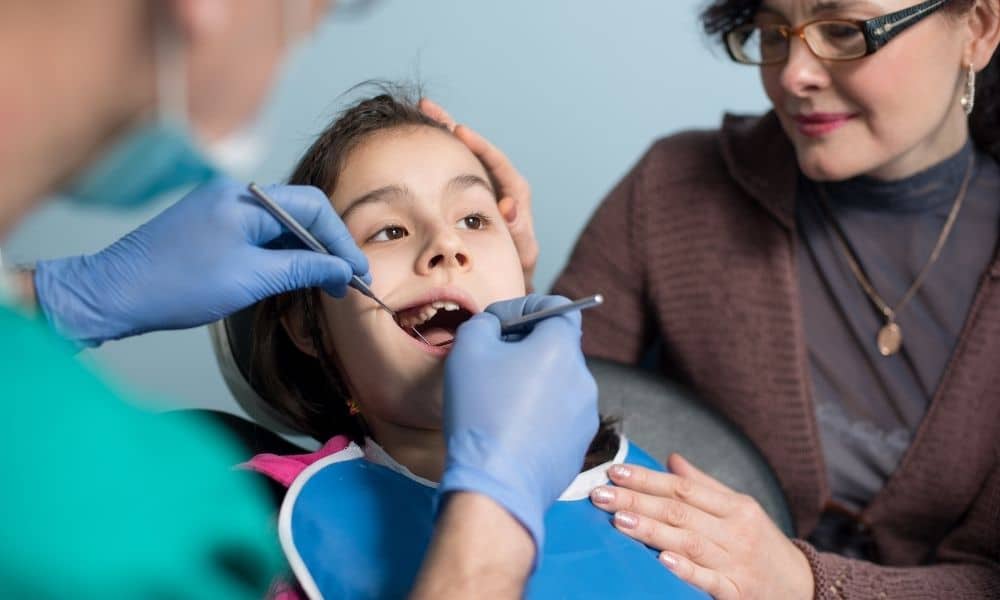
[794,460,1000,599]
[552,152,654,364]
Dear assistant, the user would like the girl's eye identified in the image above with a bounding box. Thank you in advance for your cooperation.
[368,225,408,242]
[456,213,491,230]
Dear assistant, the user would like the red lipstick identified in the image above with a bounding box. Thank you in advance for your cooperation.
[794,112,856,138]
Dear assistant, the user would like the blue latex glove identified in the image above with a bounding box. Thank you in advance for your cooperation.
[34,179,368,346]
[439,294,599,557]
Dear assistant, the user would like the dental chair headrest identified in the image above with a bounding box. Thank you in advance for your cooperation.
[210,306,307,437]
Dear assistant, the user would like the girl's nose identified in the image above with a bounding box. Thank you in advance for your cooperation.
[418,226,471,274]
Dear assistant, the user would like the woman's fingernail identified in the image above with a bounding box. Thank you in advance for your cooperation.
[614,512,639,529]
[591,487,615,504]
[660,552,680,569]
[609,465,632,479]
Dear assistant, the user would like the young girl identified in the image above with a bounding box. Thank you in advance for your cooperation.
[246,90,707,599]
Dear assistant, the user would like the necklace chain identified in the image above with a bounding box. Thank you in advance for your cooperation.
[815,153,974,355]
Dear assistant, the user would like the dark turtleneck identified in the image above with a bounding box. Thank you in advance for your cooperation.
[796,139,1000,511]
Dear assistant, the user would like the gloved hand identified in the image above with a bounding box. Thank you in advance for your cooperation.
[34,178,368,346]
[439,294,599,557]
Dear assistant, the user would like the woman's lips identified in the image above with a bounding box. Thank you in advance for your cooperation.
[794,112,857,138]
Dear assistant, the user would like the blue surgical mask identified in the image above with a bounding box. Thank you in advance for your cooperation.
[65,122,219,209]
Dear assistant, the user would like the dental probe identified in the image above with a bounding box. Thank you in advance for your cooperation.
[500,294,604,335]
[430,294,605,347]
[246,183,433,345]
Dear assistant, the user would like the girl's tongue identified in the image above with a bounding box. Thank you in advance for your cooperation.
[418,327,456,346]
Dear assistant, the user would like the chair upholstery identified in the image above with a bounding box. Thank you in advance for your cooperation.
[592,359,794,535]
[209,309,795,536]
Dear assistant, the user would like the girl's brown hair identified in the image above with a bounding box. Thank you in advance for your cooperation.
[700,0,1000,161]
[249,88,618,466]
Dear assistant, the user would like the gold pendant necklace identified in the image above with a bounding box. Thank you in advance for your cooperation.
[876,321,902,357]
[816,154,973,357]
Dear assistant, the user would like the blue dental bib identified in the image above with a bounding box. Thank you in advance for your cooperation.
[279,438,709,599]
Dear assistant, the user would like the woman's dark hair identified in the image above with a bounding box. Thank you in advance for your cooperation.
[700,0,1000,161]
[249,87,618,468]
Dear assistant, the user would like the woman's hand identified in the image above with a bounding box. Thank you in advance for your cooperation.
[590,453,814,600]
[419,98,538,290]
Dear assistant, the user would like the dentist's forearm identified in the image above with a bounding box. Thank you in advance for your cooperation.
[411,492,534,599]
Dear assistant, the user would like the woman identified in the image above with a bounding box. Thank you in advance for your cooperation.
[428,0,1000,597]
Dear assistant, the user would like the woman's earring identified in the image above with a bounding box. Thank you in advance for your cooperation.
[347,398,361,416]
[961,63,976,116]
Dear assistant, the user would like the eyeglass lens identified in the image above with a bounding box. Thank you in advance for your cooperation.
[729,22,867,64]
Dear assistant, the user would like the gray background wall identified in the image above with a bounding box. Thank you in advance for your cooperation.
[2,0,769,414]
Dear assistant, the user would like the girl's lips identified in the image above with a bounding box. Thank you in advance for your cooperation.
[402,326,453,357]
[794,113,857,138]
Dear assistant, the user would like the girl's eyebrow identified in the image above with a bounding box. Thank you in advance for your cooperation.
[340,184,411,220]
[341,174,496,219]
[447,174,495,196]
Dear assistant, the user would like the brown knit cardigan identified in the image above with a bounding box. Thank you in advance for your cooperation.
[553,112,1000,599]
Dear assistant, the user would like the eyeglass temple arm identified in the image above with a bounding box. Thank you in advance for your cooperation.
[863,0,948,54]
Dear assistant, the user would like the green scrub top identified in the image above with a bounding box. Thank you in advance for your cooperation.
[0,289,282,598]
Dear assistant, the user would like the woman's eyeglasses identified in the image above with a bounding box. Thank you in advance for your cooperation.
[725,0,948,65]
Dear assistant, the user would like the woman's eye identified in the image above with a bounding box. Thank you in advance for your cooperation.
[368,225,408,242]
[759,27,787,47]
[825,24,861,40]
[456,213,490,230]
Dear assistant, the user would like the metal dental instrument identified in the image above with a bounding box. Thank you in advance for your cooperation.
[246,183,434,345]
[500,294,604,335]
[430,294,605,347]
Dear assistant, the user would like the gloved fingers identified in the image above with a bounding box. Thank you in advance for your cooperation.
[453,309,503,344]
[520,293,573,318]
[255,249,353,298]
[484,293,574,321]
[506,297,583,343]
[481,293,560,322]
[531,298,584,332]
[244,184,370,277]
[482,295,531,322]
[517,312,590,401]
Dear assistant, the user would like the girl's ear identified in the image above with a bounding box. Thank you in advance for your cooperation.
[280,295,320,358]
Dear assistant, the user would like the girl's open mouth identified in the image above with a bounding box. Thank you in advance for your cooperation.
[397,301,474,346]
[392,288,479,349]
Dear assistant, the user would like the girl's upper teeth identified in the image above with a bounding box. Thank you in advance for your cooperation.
[400,300,462,329]
[431,301,460,311]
